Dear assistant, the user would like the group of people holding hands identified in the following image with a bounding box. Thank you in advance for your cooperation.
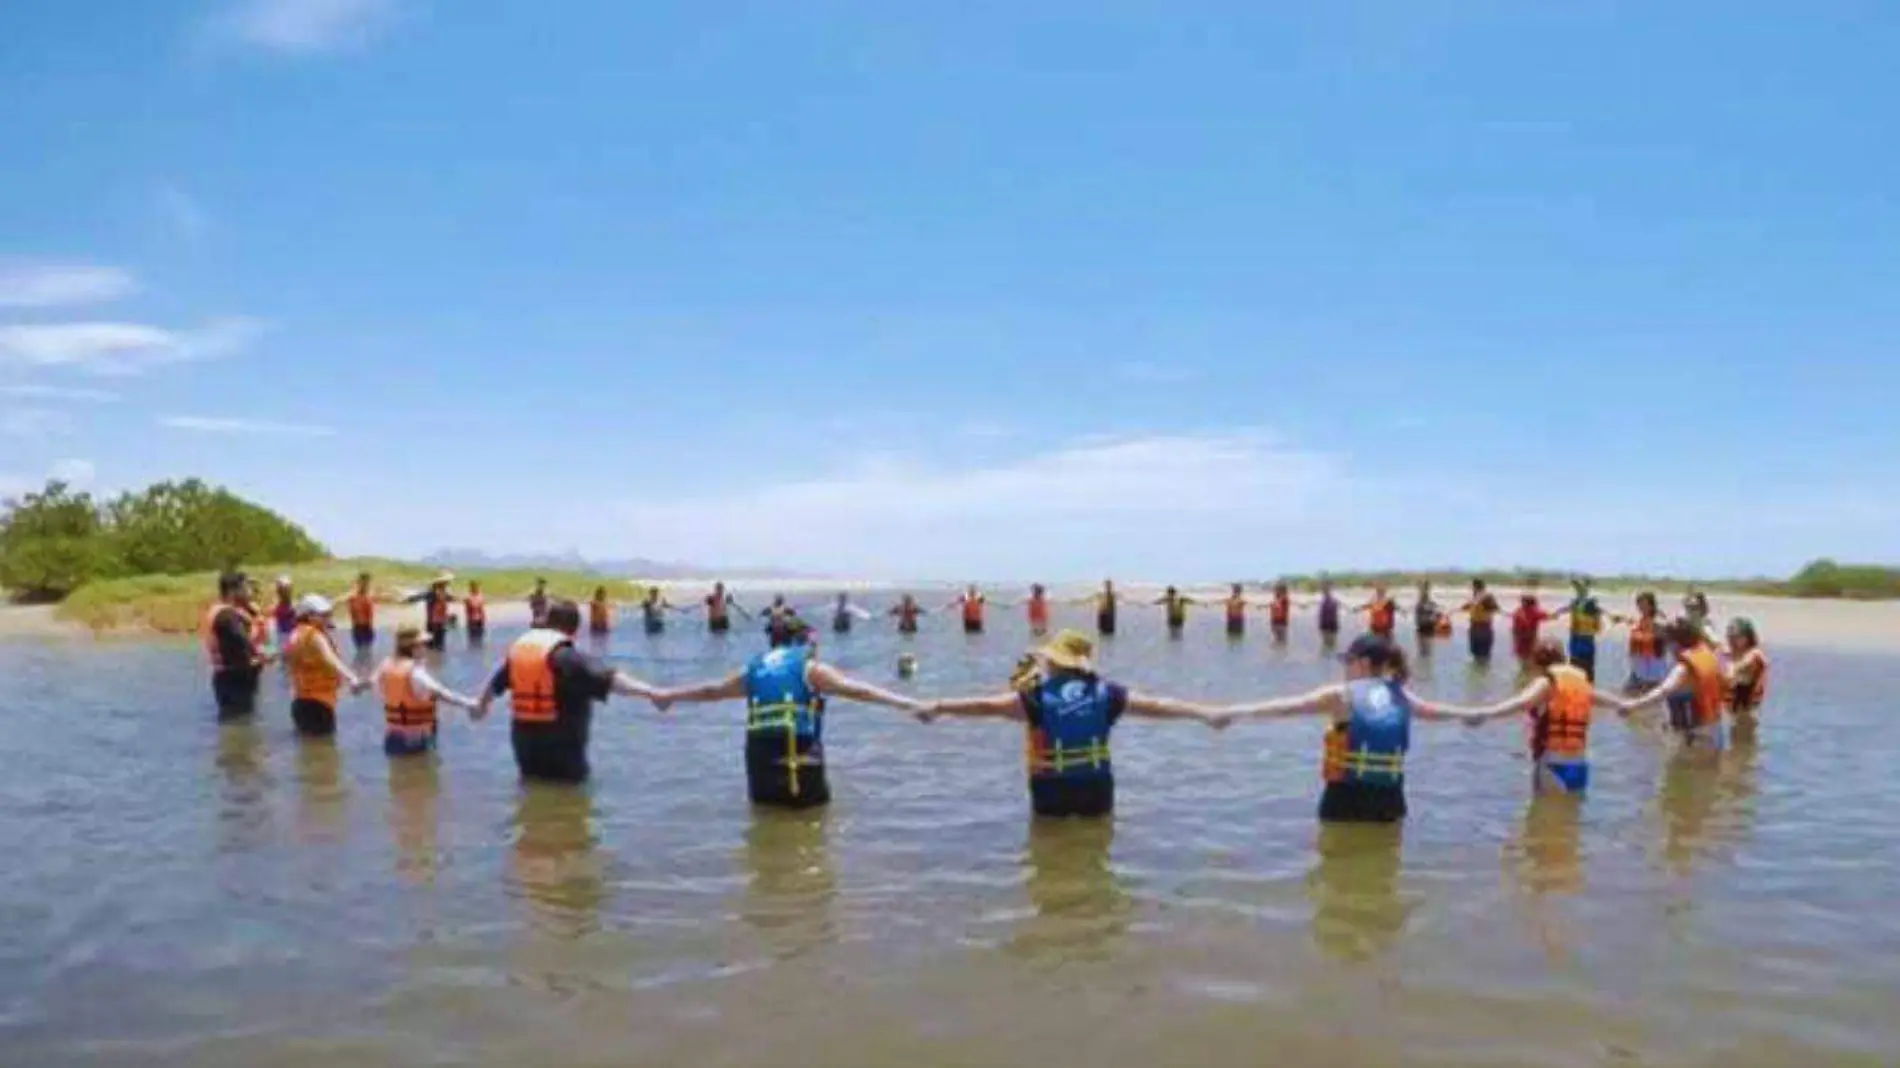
[203,565,1771,827]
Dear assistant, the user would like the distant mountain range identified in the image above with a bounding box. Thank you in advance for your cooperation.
[421,548,811,581]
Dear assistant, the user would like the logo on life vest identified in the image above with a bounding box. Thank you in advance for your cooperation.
[1051,679,1093,715]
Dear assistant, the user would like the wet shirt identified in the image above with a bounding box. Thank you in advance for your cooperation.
[211,607,259,678]
[486,643,616,749]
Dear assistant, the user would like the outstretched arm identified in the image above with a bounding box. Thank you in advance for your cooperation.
[609,670,660,701]
[1412,678,1548,723]
[1124,692,1223,727]
[412,664,480,711]
[1217,683,1342,722]
[1622,664,1688,715]
[653,672,746,711]
[808,662,922,712]
[924,691,1024,721]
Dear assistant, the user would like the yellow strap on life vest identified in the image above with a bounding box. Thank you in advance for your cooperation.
[1032,739,1111,774]
[1338,744,1405,775]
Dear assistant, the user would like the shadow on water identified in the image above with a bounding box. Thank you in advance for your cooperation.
[506,785,605,939]
[1306,822,1410,962]
[387,756,442,887]
[1008,818,1131,963]
[292,738,348,844]
[739,808,836,959]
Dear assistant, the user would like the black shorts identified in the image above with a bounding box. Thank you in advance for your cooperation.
[467,622,486,642]
[291,698,337,738]
[426,625,447,651]
[745,735,830,809]
[384,729,436,757]
[1318,781,1407,824]
[1227,619,1245,637]
[709,617,731,634]
[1469,623,1495,659]
[212,669,260,720]
[963,620,983,635]
[513,734,589,784]
[1030,776,1114,818]
[1097,614,1116,636]
[351,624,375,647]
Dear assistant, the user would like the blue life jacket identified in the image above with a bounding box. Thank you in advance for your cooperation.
[1323,679,1410,787]
[1024,672,1114,781]
[743,645,820,742]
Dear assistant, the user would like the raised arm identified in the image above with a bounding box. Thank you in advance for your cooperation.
[808,662,922,712]
[1216,683,1343,722]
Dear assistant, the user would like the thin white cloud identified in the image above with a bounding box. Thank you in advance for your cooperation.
[1112,360,1200,385]
[158,187,209,246]
[608,431,1344,577]
[0,384,121,402]
[215,0,403,54]
[0,261,137,309]
[0,408,74,441]
[47,458,96,488]
[958,421,1014,440]
[160,415,335,438]
[0,317,263,376]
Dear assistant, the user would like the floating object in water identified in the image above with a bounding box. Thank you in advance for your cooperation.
[896,653,918,678]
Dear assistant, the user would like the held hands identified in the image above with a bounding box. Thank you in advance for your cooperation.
[912,701,941,725]
[649,689,675,714]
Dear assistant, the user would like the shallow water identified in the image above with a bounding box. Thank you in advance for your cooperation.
[3,606,1898,1067]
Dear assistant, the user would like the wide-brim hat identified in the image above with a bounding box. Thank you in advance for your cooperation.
[1038,629,1095,672]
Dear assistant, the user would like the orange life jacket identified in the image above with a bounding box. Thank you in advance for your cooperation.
[378,658,438,732]
[962,596,984,627]
[1467,596,1497,626]
[347,592,374,628]
[589,599,611,631]
[1270,595,1290,627]
[1026,595,1049,632]
[1369,598,1396,636]
[464,592,486,625]
[286,622,342,706]
[507,629,570,724]
[1533,665,1593,762]
[1681,645,1725,727]
[1629,615,1665,658]
[425,593,449,628]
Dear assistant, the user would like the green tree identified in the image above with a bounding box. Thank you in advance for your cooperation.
[105,478,325,575]
[0,481,111,602]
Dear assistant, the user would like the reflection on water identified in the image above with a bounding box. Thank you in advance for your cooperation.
[1504,794,1587,963]
[739,809,836,958]
[292,738,347,843]
[1009,818,1130,962]
[1658,739,1760,878]
[506,785,604,939]
[1306,822,1410,962]
[387,757,442,887]
[215,721,272,853]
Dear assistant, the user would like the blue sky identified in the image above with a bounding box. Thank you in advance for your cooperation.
[2,1,1895,580]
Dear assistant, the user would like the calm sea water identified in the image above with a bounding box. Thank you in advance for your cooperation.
[3,603,1898,1067]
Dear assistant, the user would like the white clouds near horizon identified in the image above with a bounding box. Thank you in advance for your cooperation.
[0,384,120,402]
[159,415,336,438]
[0,262,137,309]
[214,0,404,54]
[0,318,264,376]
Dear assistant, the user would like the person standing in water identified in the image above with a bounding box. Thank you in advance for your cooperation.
[421,573,455,651]
[1723,618,1770,742]
[1083,580,1120,637]
[943,585,987,634]
[889,593,927,635]
[283,595,368,738]
[639,586,676,635]
[341,572,378,651]
[376,624,480,756]
[476,599,662,784]
[1621,618,1730,752]
[1223,584,1252,639]
[1510,590,1553,666]
[1018,584,1052,636]
[829,592,870,635]
[587,586,614,637]
[525,577,551,628]
[653,616,924,808]
[1550,578,1606,682]
[464,580,488,644]
[1457,579,1501,663]
[270,576,298,646]
[1315,580,1342,646]
[762,595,804,644]
[1212,635,1489,823]
[921,630,1223,818]
[691,581,747,634]
[1269,581,1295,644]
[1458,640,1627,794]
[1614,592,1670,693]
[205,570,269,720]
[1356,583,1400,640]
[1412,581,1448,650]
[1153,586,1194,637]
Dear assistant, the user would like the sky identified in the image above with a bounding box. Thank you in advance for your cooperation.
[1,0,1896,581]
